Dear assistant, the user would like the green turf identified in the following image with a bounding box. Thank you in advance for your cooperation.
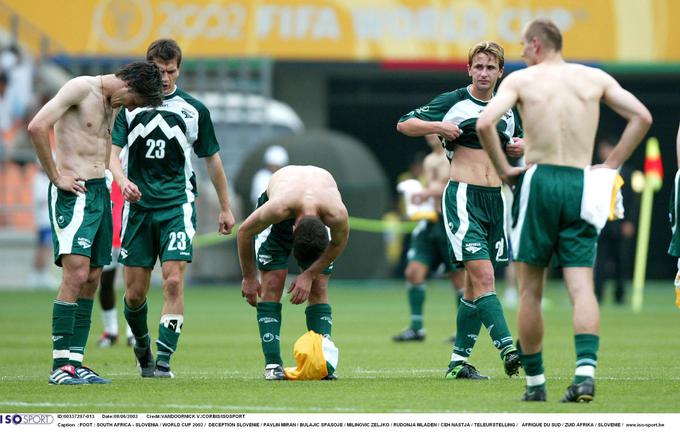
[0,279,679,413]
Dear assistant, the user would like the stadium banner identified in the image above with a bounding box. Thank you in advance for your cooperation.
[3,0,680,62]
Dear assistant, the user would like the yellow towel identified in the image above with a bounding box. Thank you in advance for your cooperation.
[284,331,338,381]
[609,174,625,221]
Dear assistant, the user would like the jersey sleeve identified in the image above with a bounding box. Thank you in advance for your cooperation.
[193,103,220,158]
[111,110,128,147]
[398,91,460,123]
[512,107,524,138]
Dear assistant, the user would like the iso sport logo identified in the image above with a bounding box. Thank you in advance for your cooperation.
[2,414,54,425]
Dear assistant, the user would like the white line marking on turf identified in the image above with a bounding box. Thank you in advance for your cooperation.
[0,401,377,413]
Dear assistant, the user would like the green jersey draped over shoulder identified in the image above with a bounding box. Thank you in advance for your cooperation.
[112,87,219,210]
[399,86,522,156]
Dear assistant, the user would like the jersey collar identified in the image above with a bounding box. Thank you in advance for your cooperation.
[164,86,178,99]
[465,85,493,105]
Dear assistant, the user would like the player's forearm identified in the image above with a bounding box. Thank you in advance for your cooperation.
[605,114,653,169]
[206,156,232,212]
[477,123,512,178]
[109,146,127,187]
[236,233,257,279]
[28,128,59,182]
[397,119,441,137]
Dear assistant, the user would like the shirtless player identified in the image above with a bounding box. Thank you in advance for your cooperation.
[477,18,652,402]
[28,62,163,385]
[238,165,350,380]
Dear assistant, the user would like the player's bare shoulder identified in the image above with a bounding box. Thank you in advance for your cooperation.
[59,76,97,103]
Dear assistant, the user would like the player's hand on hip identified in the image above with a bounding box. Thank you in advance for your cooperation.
[241,278,261,307]
[55,172,87,194]
[218,209,236,235]
[288,272,312,305]
[122,179,142,202]
[502,166,526,187]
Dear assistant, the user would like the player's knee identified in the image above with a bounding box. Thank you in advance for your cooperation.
[470,270,495,292]
[163,274,183,294]
[404,263,426,283]
[125,292,145,308]
[261,270,286,292]
[63,268,90,289]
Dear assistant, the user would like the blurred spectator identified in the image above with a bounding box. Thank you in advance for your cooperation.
[594,138,638,305]
[1,44,34,123]
[27,164,58,289]
[0,70,9,133]
[394,151,426,276]
[250,145,289,207]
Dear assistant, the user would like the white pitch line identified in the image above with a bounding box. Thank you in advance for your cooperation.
[0,401,404,413]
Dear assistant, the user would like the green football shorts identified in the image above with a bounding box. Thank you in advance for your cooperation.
[119,202,196,267]
[442,181,509,267]
[48,178,112,267]
[511,164,598,267]
[407,214,463,272]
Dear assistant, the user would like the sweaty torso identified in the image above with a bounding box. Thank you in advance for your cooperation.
[54,76,113,180]
[267,165,345,224]
[515,63,606,168]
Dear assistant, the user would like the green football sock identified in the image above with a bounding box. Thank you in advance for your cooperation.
[156,314,183,367]
[305,304,332,337]
[68,298,93,368]
[451,298,482,364]
[124,298,150,348]
[257,302,282,366]
[474,292,514,354]
[521,350,546,392]
[52,300,77,370]
[408,283,425,330]
[574,334,599,383]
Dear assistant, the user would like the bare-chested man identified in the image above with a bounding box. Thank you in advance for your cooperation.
[28,62,163,385]
[477,18,652,402]
[238,165,349,380]
[397,41,523,380]
[392,134,466,343]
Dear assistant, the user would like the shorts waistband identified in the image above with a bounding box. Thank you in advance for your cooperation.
[447,180,502,192]
[84,177,106,187]
[533,164,584,174]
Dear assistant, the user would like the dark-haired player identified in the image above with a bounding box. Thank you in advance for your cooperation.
[28,61,163,385]
[237,165,350,380]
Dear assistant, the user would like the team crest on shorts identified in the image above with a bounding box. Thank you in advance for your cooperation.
[464,242,482,254]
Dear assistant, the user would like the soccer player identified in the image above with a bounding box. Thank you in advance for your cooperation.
[669,122,680,308]
[237,165,349,380]
[28,62,163,385]
[397,41,523,379]
[392,134,466,342]
[109,39,236,378]
[477,18,652,402]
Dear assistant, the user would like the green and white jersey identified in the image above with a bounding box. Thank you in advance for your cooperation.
[399,86,522,157]
[112,87,219,210]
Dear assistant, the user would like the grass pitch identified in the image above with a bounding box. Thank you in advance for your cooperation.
[0,279,679,413]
